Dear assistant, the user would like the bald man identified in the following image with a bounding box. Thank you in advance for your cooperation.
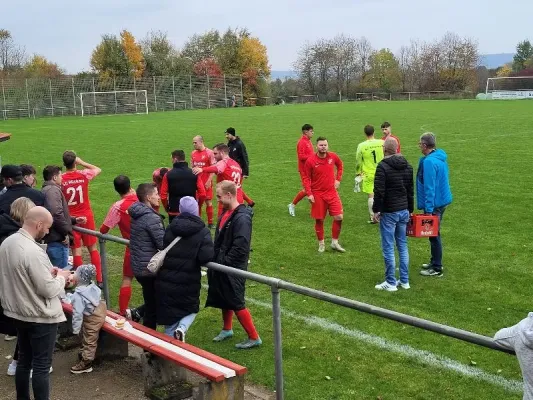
[191,135,216,228]
[372,138,414,292]
[0,206,70,400]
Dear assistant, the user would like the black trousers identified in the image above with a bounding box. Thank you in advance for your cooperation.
[135,276,157,330]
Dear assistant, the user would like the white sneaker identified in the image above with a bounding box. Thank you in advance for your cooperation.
[330,242,346,253]
[397,282,411,290]
[375,281,398,292]
[4,334,16,341]
[318,242,325,253]
[288,203,296,217]
[7,360,17,376]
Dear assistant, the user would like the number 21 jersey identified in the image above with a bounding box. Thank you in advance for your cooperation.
[61,169,100,216]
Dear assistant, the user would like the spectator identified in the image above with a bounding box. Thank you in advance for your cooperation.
[67,264,106,374]
[152,167,169,212]
[128,183,165,329]
[0,165,44,213]
[0,197,36,376]
[372,138,414,291]
[226,127,254,207]
[20,164,37,188]
[156,196,214,342]
[206,181,261,349]
[0,206,70,400]
[160,150,205,223]
[41,165,85,269]
[494,314,533,400]
[416,133,452,277]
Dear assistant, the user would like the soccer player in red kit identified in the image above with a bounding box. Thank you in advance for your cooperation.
[61,151,103,282]
[192,143,243,217]
[288,124,315,217]
[302,137,345,253]
[191,135,216,228]
[381,121,401,153]
[99,175,138,316]
[152,167,169,212]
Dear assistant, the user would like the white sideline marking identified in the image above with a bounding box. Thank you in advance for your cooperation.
[246,298,523,393]
[104,316,236,378]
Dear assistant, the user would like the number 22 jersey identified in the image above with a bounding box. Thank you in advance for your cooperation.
[61,169,100,217]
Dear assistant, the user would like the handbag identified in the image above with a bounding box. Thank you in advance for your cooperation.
[147,236,181,274]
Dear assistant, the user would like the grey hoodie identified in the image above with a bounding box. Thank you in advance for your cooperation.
[494,313,533,400]
[70,284,102,335]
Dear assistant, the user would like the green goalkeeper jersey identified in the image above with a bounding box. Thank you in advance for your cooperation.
[355,139,384,177]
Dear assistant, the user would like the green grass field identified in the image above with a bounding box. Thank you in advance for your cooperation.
[0,100,530,399]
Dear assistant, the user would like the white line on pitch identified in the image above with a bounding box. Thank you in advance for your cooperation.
[246,297,522,394]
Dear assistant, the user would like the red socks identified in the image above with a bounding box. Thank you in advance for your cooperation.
[119,286,132,316]
[235,309,259,340]
[222,309,234,330]
[315,220,325,241]
[242,191,254,205]
[90,250,102,283]
[332,219,342,240]
[292,190,307,205]
[206,204,213,225]
[73,255,83,269]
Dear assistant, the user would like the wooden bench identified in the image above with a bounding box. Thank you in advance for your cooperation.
[61,303,247,400]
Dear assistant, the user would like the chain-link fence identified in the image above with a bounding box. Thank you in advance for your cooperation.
[0,75,243,120]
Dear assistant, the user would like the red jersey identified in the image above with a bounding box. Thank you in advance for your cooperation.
[61,169,100,216]
[203,157,244,203]
[303,152,343,195]
[100,192,138,239]
[191,148,215,184]
[382,134,401,153]
[152,167,169,193]
[297,135,314,173]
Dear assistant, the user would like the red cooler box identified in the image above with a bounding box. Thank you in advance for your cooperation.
[407,214,439,238]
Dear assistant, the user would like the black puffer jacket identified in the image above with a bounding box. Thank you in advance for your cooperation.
[206,205,251,311]
[0,214,21,245]
[0,184,45,214]
[373,154,414,214]
[155,213,214,325]
[128,202,165,277]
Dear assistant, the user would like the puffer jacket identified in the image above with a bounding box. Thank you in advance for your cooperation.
[206,205,252,311]
[0,213,21,245]
[373,154,414,214]
[128,202,165,277]
[155,213,214,325]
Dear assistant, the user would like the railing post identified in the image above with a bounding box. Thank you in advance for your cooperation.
[271,286,284,400]
[98,238,111,307]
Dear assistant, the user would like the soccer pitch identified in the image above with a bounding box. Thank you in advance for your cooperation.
[0,100,530,399]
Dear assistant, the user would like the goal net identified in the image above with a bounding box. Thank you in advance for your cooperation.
[484,77,533,100]
[79,90,148,116]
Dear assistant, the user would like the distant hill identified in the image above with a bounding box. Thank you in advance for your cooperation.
[271,54,514,79]
[479,54,514,69]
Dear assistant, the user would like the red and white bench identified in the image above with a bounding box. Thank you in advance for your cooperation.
[61,303,247,400]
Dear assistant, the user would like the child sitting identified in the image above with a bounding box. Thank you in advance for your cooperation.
[67,264,107,374]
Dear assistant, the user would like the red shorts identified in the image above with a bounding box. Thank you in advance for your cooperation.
[72,213,97,248]
[200,185,213,201]
[311,191,343,220]
[123,247,133,278]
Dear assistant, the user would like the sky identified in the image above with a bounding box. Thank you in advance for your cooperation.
[4,0,533,74]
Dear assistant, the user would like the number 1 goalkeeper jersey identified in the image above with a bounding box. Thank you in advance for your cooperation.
[355,139,384,177]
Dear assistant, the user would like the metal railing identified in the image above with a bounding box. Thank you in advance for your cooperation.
[74,226,514,400]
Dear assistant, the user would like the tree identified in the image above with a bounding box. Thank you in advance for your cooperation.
[193,57,222,77]
[496,64,512,77]
[24,55,64,78]
[120,30,144,78]
[0,29,26,73]
[364,48,401,91]
[182,30,221,63]
[512,40,533,73]
[216,28,249,76]
[90,34,129,78]
[141,30,192,76]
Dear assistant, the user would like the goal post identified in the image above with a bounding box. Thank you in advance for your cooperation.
[79,90,148,116]
[484,77,533,100]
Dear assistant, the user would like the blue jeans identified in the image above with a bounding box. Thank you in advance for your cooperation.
[46,242,69,269]
[14,320,58,400]
[379,210,410,285]
[164,313,197,337]
[428,207,446,271]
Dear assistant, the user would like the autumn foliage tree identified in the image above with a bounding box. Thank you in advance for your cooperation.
[91,31,144,78]
[24,55,64,78]
[120,30,144,78]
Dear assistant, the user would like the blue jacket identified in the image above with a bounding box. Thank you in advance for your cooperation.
[69,284,102,335]
[416,149,452,213]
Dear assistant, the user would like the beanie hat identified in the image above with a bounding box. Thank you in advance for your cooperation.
[76,264,96,285]
[179,196,199,216]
